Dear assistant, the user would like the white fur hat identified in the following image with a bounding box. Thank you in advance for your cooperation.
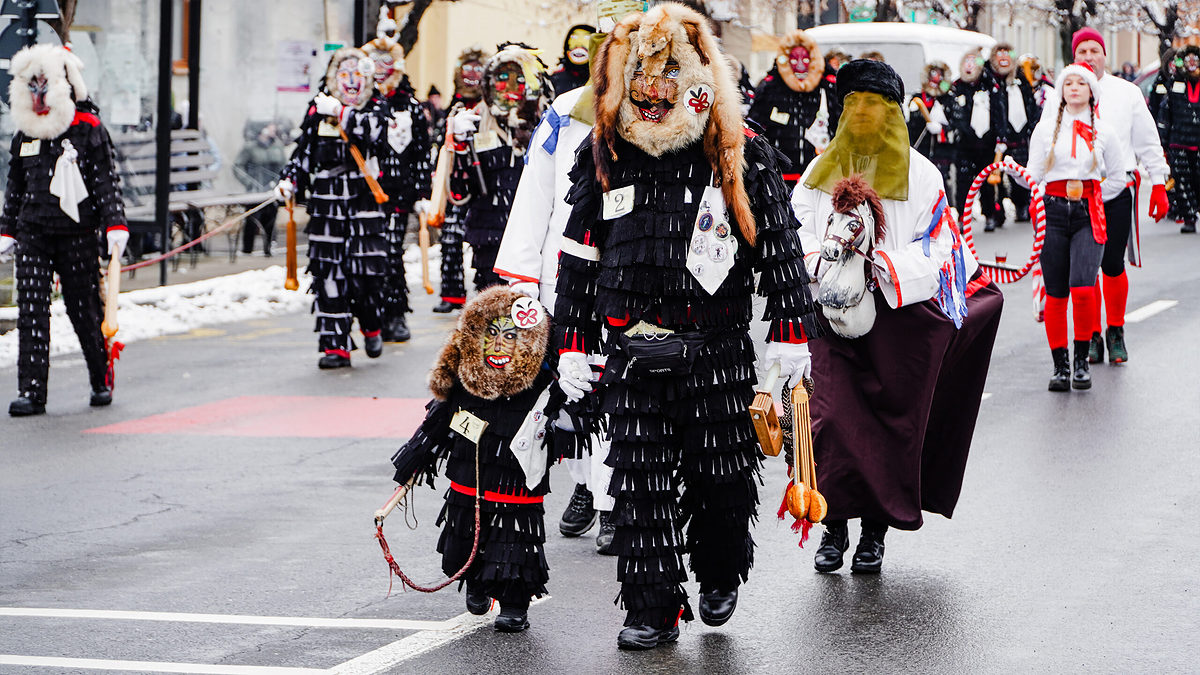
[1054,62,1100,99]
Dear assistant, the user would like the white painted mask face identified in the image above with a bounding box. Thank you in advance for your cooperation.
[334,57,373,108]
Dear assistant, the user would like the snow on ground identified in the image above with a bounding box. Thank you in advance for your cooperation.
[0,242,464,369]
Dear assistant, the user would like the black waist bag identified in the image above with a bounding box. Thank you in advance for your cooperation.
[618,332,709,378]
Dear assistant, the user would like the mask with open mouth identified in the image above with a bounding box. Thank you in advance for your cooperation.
[482,316,518,369]
[990,43,1016,78]
[567,28,591,66]
[455,48,489,101]
[629,60,680,123]
[488,62,527,115]
[775,29,824,93]
[324,47,375,110]
[8,44,89,140]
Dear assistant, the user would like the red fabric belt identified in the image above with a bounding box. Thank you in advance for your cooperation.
[450,481,543,504]
[1044,180,1106,244]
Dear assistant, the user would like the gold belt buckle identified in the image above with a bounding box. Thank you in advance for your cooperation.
[1065,180,1084,201]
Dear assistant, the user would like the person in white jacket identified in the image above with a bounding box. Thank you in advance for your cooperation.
[493,55,617,555]
[1025,62,1125,391]
[791,60,1004,575]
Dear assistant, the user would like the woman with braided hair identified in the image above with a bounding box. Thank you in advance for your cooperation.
[1025,63,1124,392]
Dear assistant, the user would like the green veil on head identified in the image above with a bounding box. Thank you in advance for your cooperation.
[803,91,911,201]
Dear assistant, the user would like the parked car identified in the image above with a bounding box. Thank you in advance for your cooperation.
[1134,60,1161,104]
[806,23,997,94]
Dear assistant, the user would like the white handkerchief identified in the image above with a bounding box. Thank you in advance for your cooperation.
[970,90,991,139]
[510,386,553,490]
[49,140,88,223]
[686,185,738,295]
[1007,84,1027,132]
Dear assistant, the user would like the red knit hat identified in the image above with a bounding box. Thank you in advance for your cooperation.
[1071,27,1105,55]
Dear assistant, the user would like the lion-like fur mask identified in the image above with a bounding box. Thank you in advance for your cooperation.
[776,29,825,93]
[362,38,406,95]
[9,44,88,140]
[428,286,549,401]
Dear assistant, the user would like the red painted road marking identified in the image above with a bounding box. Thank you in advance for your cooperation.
[84,396,428,439]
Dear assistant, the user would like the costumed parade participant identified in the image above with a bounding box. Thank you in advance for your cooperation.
[549,24,595,97]
[989,43,1039,223]
[495,30,617,553]
[905,61,955,200]
[1024,62,1124,391]
[1,45,125,416]
[950,48,1008,231]
[275,47,391,369]
[1149,48,1177,127]
[362,8,432,342]
[1040,29,1171,365]
[448,43,550,293]
[1157,45,1200,234]
[791,59,1004,574]
[747,28,838,186]
[389,286,560,633]
[554,3,821,649]
[433,46,491,314]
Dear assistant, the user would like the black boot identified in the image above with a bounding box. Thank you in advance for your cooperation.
[617,615,680,650]
[9,394,46,417]
[1072,340,1091,390]
[318,352,351,369]
[1106,325,1128,364]
[595,511,616,555]
[90,387,113,407]
[814,519,849,573]
[1181,220,1196,234]
[559,483,597,537]
[698,585,738,627]
[494,602,529,633]
[465,582,491,616]
[1087,331,1104,364]
[364,333,383,358]
[850,519,887,574]
[1048,347,1070,392]
[381,316,410,343]
[432,300,463,313]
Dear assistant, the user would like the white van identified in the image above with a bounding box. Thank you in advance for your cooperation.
[806,23,997,94]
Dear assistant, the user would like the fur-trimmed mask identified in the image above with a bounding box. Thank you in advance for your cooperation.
[8,44,88,140]
[362,42,405,96]
[1181,46,1200,81]
[989,42,1016,79]
[482,43,550,121]
[922,61,950,96]
[324,47,375,109]
[776,29,825,93]
[454,46,489,100]
[428,286,549,401]
[959,49,984,84]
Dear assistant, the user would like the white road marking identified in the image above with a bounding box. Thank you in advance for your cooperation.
[332,597,550,675]
[0,607,457,631]
[0,655,325,674]
[1124,300,1178,324]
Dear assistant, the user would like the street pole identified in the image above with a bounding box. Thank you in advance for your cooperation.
[155,0,174,286]
[186,0,201,130]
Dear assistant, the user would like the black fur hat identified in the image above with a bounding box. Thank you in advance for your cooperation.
[835,58,905,104]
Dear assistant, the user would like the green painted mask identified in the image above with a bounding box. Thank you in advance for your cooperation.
[482,316,518,369]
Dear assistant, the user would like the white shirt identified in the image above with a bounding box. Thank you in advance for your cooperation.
[1040,73,1170,186]
[791,149,979,310]
[494,86,592,311]
[1026,108,1126,200]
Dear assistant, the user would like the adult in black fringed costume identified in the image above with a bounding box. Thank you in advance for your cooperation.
[988,43,1040,223]
[905,61,956,205]
[391,286,565,633]
[1,45,126,416]
[450,43,551,293]
[432,47,490,314]
[362,14,432,342]
[554,4,821,650]
[548,24,594,98]
[949,48,1007,231]
[1158,46,1200,233]
[747,29,839,186]
[276,47,390,369]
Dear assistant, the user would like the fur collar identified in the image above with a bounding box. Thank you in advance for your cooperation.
[592,2,755,245]
[428,287,549,401]
[775,30,824,93]
[8,44,87,140]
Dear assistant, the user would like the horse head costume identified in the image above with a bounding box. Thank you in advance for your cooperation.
[817,175,886,339]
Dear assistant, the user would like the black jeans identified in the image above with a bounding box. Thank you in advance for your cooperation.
[1040,196,1104,298]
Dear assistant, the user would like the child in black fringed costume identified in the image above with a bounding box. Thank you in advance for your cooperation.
[390,286,564,633]
[1,45,126,416]
[276,47,391,369]
[362,15,431,342]
[553,4,822,650]
[448,43,551,293]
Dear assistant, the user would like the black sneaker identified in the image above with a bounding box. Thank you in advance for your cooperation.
[595,511,616,555]
[432,300,463,313]
[90,387,113,407]
[382,316,410,342]
[318,353,351,369]
[1106,325,1128,364]
[1087,332,1104,364]
[9,395,46,417]
[617,623,680,650]
[494,604,529,633]
[364,333,383,359]
[465,583,491,616]
[559,483,597,537]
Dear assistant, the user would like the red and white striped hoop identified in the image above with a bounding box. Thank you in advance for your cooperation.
[959,159,1046,283]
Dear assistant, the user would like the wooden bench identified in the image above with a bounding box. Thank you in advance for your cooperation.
[113,129,271,272]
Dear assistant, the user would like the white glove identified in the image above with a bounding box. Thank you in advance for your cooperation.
[274,179,295,202]
[510,281,539,300]
[926,121,943,135]
[106,228,129,258]
[451,111,481,141]
[0,235,15,258]
[413,199,432,216]
[558,351,593,403]
[994,142,1008,154]
[315,92,344,118]
[764,341,812,388]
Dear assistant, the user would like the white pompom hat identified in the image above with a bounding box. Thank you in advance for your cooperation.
[1054,62,1100,100]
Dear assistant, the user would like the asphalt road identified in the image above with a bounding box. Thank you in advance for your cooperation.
[1,216,1198,674]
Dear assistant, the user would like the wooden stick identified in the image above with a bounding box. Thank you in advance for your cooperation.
[419,210,435,295]
[101,254,121,339]
[913,97,932,124]
[988,150,1004,185]
[284,199,299,291]
[374,483,411,526]
[337,126,389,204]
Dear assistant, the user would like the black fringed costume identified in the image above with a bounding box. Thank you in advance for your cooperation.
[747,67,839,181]
[1,102,124,404]
[1157,54,1200,229]
[451,128,523,292]
[280,95,390,356]
[554,131,822,626]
